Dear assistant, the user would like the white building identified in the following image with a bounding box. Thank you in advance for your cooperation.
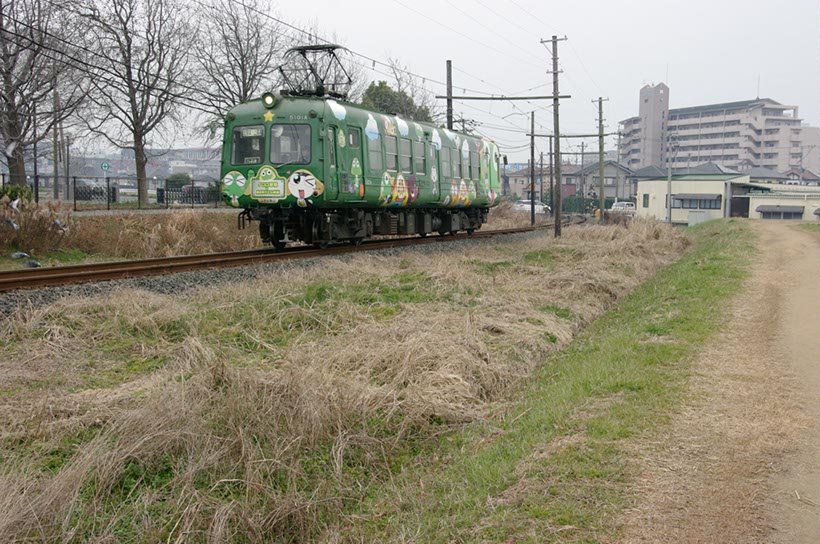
[637,173,820,224]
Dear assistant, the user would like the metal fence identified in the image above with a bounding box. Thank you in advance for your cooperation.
[0,174,224,211]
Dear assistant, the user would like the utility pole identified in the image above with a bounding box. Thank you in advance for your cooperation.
[52,85,61,199]
[530,111,535,225]
[446,60,453,130]
[539,151,544,203]
[596,97,609,223]
[32,104,38,202]
[548,135,554,214]
[666,132,672,223]
[542,35,567,237]
[580,141,586,215]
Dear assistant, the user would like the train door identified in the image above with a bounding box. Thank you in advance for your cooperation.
[325,125,339,200]
[343,127,365,200]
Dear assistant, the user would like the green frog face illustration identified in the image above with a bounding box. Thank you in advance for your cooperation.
[222,171,247,206]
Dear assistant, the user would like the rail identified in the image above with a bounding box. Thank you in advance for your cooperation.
[1,222,582,293]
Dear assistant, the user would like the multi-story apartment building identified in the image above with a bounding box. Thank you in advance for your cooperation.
[619,84,813,173]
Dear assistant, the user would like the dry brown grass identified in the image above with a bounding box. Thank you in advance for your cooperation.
[70,211,259,258]
[0,219,689,542]
[0,197,74,255]
[485,200,553,229]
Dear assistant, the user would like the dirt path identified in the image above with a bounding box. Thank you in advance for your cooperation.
[620,221,820,543]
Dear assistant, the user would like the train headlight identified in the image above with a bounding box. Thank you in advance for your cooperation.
[262,93,276,108]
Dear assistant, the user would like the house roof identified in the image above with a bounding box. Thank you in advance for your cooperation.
[674,174,745,181]
[747,166,788,180]
[575,161,634,176]
[683,162,741,175]
[783,168,820,181]
[632,165,667,178]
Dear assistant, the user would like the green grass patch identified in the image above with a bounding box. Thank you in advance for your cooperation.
[798,223,819,233]
[347,219,754,542]
[540,304,575,320]
[471,260,515,275]
[522,250,555,266]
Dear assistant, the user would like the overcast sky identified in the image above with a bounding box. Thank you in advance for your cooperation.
[282,0,820,163]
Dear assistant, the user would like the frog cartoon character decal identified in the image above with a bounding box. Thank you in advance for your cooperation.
[350,158,364,197]
[287,169,324,207]
[223,171,247,207]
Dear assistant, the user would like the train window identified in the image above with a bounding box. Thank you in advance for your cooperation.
[414,141,425,174]
[269,124,311,165]
[386,136,398,171]
[470,151,479,180]
[455,150,462,178]
[441,147,451,178]
[348,128,360,148]
[400,138,412,173]
[327,127,336,168]
[368,134,383,171]
[232,125,264,165]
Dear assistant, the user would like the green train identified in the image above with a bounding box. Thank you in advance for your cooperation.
[220,92,502,248]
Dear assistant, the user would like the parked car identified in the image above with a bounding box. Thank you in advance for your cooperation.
[609,201,636,215]
[514,200,551,214]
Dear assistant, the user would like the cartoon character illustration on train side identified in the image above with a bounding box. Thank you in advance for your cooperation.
[222,170,248,207]
[287,169,324,207]
[380,172,394,205]
[390,173,409,207]
[406,175,419,204]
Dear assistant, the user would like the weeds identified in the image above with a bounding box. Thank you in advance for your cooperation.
[0,219,690,542]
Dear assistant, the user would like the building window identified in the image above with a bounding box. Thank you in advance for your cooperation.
[642,193,649,208]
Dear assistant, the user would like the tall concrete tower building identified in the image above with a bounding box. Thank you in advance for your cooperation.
[619,83,669,169]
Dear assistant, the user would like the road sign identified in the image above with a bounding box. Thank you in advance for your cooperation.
[101,162,110,171]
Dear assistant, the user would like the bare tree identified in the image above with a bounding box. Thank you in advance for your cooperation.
[193,0,285,137]
[75,0,192,204]
[0,0,87,186]
[386,56,441,122]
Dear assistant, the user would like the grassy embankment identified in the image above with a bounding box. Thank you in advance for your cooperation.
[345,219,753,542]
[0,219,750,542]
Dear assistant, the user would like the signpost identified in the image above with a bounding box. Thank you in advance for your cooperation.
[101,162,110,172]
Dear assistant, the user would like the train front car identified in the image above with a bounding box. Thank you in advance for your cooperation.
[221,92,504,248]
[221,92,327,248]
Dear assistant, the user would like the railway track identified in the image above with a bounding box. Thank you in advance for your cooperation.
[0,223,568,293]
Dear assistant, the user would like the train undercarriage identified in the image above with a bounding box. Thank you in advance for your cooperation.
[242,207,488,249]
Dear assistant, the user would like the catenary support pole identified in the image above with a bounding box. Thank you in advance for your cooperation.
[539,151,544,203]
[446,60,453,131]
[543,35,565,237]
[548,135,554,214]
[530,111,535,226]
[580,141,585,215]
[666,133,672,223]
[597,97,608,223]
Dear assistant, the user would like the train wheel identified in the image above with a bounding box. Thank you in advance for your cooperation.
[272,223,286,250]
[466,228,475,235]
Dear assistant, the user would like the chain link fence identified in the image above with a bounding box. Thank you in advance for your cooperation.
[0,174,224,211]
